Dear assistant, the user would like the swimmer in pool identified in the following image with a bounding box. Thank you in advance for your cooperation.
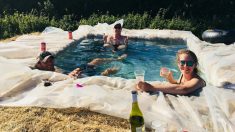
[68,54,127,78]
[103,23,128,52]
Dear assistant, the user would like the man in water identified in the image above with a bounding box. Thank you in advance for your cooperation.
[32,51,56,71]
[104,23,128,52]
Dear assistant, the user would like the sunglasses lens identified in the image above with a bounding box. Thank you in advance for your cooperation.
[180,61,186,66]
[187,61,194,66]
[180,61,194,67]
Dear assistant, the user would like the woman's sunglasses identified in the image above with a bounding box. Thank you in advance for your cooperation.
[179,60,194,67]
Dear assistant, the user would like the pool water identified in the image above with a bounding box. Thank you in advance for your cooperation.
[55,39,187,81]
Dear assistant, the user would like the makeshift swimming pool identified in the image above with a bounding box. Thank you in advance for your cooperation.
[55,39,187,81]
[1,22,235,132]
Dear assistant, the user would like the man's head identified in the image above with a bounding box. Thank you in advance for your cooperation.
[114,23,122,29]
[113,23,122,35]
[35,51,55,71]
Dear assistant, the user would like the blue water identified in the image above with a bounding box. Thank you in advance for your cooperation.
[55,39,187,81]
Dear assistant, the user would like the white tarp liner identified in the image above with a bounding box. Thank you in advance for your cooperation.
[0,20,235,131]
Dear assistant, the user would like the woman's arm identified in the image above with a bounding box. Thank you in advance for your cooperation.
[137,78,205,95]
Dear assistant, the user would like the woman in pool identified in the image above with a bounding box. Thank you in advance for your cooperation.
[136,49,206,95]
[104,23,128,52]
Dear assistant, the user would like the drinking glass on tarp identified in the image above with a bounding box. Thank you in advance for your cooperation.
[151,120,167,132]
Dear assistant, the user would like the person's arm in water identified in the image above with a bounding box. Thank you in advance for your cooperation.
[88,54,127,66]
[103,34,108,43]
[124,36,128,46]
[136,77,205,95]
[116,36,128,50]
[103,35,114,48]
[101,67,119,76]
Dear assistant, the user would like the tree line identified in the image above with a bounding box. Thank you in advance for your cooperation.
[1,0,234,21]
[0,0,234,39]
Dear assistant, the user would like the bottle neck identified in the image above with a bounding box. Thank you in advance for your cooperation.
[130,91,143,116]
[132,93,138,103]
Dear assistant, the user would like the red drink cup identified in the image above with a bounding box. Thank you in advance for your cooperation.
[68,31,73,39]
[41,42,46,52]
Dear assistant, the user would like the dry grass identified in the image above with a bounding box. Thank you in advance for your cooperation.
[0,32,41,43]
[0,36,19,43]
[0,106,131,132]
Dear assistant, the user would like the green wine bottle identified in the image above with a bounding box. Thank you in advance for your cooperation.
[129,90,145,132]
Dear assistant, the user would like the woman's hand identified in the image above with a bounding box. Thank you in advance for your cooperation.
[136,81,154,92]
[160,67,174,80]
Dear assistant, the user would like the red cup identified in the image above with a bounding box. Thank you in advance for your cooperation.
[68,31,73,39]
[41,42,46,52]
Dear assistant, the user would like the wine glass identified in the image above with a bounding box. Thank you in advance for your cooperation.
[134,69,145,83]
[151,120,167,132]
[160,67,170,82]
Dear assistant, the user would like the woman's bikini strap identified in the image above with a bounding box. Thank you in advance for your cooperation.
[179,73,206,87]
[178,74,183,84]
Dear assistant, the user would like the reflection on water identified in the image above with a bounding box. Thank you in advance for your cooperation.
[55,39,187,81]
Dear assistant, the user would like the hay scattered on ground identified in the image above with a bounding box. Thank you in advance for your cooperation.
[0,32,40,43]
[0,106,130,132]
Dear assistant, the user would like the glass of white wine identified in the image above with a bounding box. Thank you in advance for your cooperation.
[134,69,145,83]
[151,120,167,132]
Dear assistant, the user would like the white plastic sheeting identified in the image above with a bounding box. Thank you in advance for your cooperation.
[0,20,235,131]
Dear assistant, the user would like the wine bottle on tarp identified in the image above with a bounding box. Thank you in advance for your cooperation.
[129,90,145,132]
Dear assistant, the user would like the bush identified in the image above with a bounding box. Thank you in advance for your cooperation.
[149,16,167,29]
[52,15,78,31]
[166,17,195,31]
[0,13,20,38]
[0,11,201,39]
[18,13,50,33]
[79,13,118,26]
[0,12,50,39]
[122,12,151,29]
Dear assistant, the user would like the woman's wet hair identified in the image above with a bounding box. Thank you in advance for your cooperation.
[176,49,198,73]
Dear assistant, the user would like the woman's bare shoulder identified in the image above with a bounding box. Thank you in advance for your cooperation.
[192,75,206,87]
